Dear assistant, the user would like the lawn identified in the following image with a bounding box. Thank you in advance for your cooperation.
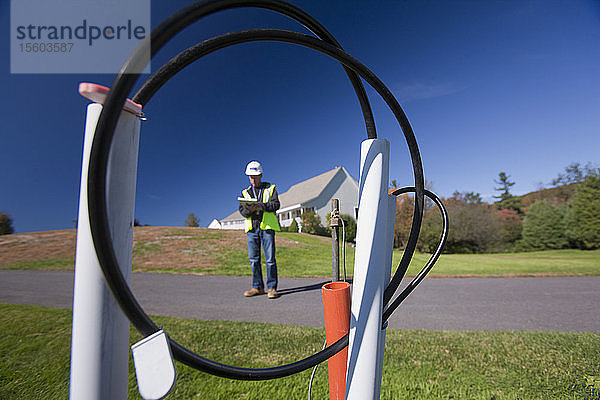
[1,228,599,277]
[1,303,599,399]
[399,249,600,278]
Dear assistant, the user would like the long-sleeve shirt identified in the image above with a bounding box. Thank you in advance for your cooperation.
[239,181,280,231]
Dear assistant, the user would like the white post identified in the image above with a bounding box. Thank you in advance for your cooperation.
[69,103,140,400]
[374,193,396,395]
[346,139,395,400]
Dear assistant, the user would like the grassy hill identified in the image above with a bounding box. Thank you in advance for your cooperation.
[1,227,598,277]
[517,183,578,212]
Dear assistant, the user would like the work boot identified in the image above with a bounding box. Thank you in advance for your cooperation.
[267,289,279,299]
[244,288,264,297]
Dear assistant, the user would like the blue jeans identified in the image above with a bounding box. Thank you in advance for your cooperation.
[247,228,278,290]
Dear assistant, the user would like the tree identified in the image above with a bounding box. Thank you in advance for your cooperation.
[496,196,523,215]
[494,172,523,213]
[551,162,598,186]
[393,193,414,248]
[495,208,522,246]
[390,179,435,248]
[300,211,326,235]
[339,214,357,243]
[565,174,600,249]
[494,172,515,202]
[288,218,299,233]
[445,194,502,253]
[324,212,357,242]
[452,191,482,204]
[521,200,568,250]
[0,213,14,235]
[184,213,199,227]
[418,193,502,253]
[549,162,600,204]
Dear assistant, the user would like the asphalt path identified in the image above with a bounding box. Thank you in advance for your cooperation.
[1,270,598,333]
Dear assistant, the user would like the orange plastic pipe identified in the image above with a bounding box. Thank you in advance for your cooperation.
[322,281,351,400]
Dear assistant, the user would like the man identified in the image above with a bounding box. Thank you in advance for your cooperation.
[239,161,281,299]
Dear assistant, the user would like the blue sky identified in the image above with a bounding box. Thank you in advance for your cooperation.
[2,0,599,233]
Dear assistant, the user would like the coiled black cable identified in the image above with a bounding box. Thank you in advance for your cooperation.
[133,0,377,138]
[129,26,426,313]
[87,0,433,381]
[382,187,449,325]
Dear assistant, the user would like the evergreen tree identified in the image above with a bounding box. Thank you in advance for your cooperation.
[288,218,299,233]
[0,213,14,235]
[565,174,600,249]
[521,200,568,250]
[494,172,523,213]
[494,172,515,202]
[184,213,199,227]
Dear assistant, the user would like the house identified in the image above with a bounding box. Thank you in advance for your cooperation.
[207,219,222,229]
[213,166,359,231]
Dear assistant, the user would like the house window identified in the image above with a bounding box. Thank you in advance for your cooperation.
[303,207,315,214]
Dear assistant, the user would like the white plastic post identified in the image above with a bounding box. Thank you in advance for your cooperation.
[374,193,396,396]
[69,103,140,400]
[346,139,395,400]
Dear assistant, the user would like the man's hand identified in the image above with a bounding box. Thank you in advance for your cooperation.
[244,203,262,213]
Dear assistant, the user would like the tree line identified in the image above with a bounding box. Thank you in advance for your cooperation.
[278,162,599,254]
[396,162,600,253]
[3,163,597,254]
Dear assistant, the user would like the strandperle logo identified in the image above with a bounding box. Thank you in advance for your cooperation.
[15,20,147,46]
[10,0,150,74]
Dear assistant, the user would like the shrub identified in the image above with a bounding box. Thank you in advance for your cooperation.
[521,200,568,250]
[495,208,523,245]
[288,219,298,233]
[419,194,502,254]
[323,212,357,242]
[0,213,14,235]
[184,213,199,227]
[300,211,327,235]
[565,174,600,249]
[393,193,414,248]
[339,214,357,242]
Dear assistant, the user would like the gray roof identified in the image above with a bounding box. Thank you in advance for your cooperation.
[221,167,356,221]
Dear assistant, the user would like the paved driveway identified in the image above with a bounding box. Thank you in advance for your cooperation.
[1,270,598,332]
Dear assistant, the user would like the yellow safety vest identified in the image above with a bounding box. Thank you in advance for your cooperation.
[242,184,281,233]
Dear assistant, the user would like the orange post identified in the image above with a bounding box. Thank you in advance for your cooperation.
[322,281,351,400]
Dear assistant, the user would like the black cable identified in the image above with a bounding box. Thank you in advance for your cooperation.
[129,27,425,311]
[382,187,449,324]
[131,0,376,139]
[88,28,425,380]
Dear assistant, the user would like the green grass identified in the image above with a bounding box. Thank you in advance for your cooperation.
[2,303,599,399]
[401,249,600,277]
[133,241,163,256]
[2,230,599,277]
[0,257,74,271]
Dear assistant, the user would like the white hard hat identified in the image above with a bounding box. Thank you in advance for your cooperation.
[245,161,263,176]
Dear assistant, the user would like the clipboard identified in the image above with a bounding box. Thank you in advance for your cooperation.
[238,197,259,205]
